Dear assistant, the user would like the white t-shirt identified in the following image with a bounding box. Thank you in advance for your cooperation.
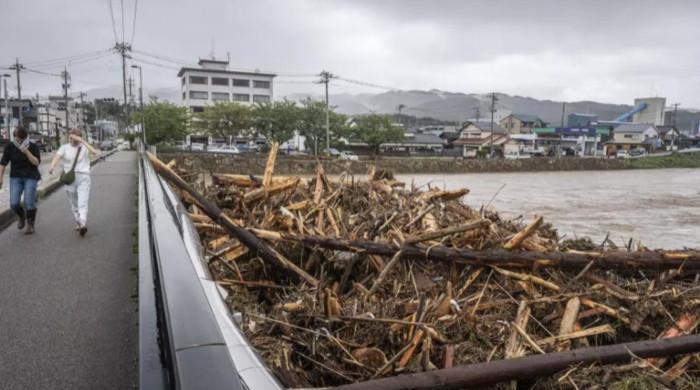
[57,144,91,174]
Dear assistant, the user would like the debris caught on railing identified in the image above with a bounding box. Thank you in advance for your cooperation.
[149,148,700,389]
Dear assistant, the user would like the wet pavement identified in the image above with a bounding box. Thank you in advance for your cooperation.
[399,168,700,249]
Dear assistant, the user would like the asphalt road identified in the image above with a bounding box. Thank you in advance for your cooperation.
[0,151,138,390]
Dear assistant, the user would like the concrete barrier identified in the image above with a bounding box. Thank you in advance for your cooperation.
[0,148,120,232]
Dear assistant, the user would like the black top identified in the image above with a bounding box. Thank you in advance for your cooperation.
[0,142,41,180]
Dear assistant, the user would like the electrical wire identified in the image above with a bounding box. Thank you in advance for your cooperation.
[129,55,180,71]
[131,0,138,45]
[336,76,402,91]
[19,49,112,68]
[23,67,62,77]
[108,0,119,43]
[120,0,125,43]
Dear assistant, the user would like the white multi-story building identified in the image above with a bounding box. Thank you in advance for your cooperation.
[178,59,276,113]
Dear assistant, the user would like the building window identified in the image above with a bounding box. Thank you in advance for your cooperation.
[189,91,208,100]
[192,106,204,113]
[233,94,250,102]
[624,134,633,139]
[233,79,250,87]
[253,94,271,103]
[182,92,186,100]
[212,77,229,86]
[253,80,271,89]
[212,92,230,102]
[189,76,208,85]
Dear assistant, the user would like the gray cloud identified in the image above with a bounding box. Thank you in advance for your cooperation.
[1,0,698,107]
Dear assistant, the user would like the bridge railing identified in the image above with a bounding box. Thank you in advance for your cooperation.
[139,147,284,389]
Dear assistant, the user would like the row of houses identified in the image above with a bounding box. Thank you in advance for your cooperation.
[373,114,700,158]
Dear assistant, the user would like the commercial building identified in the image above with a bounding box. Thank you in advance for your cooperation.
[531,127,610,157]
[178,59,276,113]
[632,97,665,126]
[567,113,598,127]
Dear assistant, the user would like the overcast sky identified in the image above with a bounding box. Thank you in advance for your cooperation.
[2,0,699,107]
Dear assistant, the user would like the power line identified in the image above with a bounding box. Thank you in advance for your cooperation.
[336,76,401,91]
[120,0,125,43]
[20,49,111,67]
[131,0,138,44]
[108,0,119,43]
[23,67,62,77]
[28,51,115,71]
[129,55,180,71]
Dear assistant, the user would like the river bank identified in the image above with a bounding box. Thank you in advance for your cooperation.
[160,150,700,175]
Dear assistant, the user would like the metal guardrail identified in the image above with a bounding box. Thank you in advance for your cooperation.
[138,148,244,390]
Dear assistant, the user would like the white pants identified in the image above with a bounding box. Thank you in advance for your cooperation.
[65,173,91,226]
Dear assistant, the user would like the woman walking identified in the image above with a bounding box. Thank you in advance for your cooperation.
[0,127,42,234]
[49,128,99,236]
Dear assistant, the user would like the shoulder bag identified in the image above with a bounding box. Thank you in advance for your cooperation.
[60,146,82,185]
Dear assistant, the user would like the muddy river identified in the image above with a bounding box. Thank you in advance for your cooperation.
[398,168,700,250]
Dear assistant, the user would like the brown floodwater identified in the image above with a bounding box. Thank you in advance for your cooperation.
[398,168,700,250]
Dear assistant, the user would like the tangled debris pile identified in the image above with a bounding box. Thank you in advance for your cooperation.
[150,148,700,389]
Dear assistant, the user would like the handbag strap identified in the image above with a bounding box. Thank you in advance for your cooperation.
[70,146,82,171]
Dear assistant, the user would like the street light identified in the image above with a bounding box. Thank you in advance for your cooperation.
[131,64,145,144]
[1,74,11,142]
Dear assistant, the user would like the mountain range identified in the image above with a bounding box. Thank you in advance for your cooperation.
[84,85,700,132]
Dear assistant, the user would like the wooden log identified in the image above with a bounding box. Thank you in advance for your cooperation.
[503,216,543,250]
[403,220,490,245]
[556,297,581,351]
[246,229,700,271]
[333,334,700,390]
[505,301,531,358]
[262,142,279,192]
[147,152,319,287]
[243,177,300,203]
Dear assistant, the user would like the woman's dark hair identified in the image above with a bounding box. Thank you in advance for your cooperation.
[14,127,28,140]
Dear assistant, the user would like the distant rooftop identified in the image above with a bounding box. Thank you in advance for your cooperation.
[178,57,276,78]
[614,123,657,133]
[508,113,544,123]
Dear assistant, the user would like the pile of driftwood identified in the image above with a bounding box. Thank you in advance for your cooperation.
[149,146,700,389]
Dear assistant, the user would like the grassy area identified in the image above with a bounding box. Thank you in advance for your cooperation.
[627,151,700,169]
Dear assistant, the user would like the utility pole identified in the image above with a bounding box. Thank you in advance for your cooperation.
[560,101,566,127]
[473,106,481,122]
[489,93,498,158]
[131,64,145,143]
[9,59,24,125]
[317,70,336,155]
[115,42,132,133]
[79,92,87,127]
[671,103,680,150]
[2,74,11,142]
[61,67,70,132]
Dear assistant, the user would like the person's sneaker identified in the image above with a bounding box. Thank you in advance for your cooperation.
[25,224,35,235]
[79,226,88,237]
[17,217,26,230]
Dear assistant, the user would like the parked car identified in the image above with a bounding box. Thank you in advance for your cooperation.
[208,144,240,154]
[190,142,205,151]
[236,144,259,153]
[100,140,115,151]
[616,150,630,159]
[629,148,647,157]
[28,133,52,152]
[338,151,359,161]
[324,148,341,157]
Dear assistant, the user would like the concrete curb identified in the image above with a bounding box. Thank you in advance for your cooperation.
[0,148,121,232]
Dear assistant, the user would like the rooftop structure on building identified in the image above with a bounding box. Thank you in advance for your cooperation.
[178,58,276,113]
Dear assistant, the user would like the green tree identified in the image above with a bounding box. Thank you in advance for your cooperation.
[251,100,301,144]
[350,114,404,154]
[298,99,347,155]
[130,99,189,144]
[195,102,251,139]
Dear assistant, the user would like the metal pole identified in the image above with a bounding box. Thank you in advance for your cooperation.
[3,76,11,142]
[139,67,145,143]
[325,75,330,154]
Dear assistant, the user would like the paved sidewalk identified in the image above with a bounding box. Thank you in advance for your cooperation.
[0,151,138,390]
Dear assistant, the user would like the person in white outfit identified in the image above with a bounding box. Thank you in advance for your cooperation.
[49,128,99,236]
